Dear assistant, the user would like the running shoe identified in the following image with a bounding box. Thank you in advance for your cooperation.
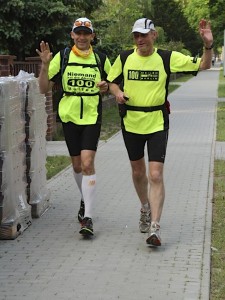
[78,199,85,223]
[139,209,151,233]
[146,222,161,246]
[79,217,94,236]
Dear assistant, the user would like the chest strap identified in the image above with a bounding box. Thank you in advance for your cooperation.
[64,91,100,96]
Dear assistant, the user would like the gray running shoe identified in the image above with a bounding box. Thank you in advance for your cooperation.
[79,217,94,236]
[139,209,151,233]
[146,222,161,246]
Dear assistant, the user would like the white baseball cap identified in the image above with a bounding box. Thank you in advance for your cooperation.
[72,17,94,34]
[132,18,155,34]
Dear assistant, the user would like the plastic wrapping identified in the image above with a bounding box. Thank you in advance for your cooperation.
[0,71,50,239]
[19,74,50,218]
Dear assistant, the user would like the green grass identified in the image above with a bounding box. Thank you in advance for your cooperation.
[210,67,225,299]
[172,74,193,82]
[168,84,180,94]
[100,104,121,141]
[218,67,225,98]
[216,102,225,141]
[46,155,71,180]
[211,160,225,299]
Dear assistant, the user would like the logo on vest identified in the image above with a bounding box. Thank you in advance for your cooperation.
[128,70,159,81]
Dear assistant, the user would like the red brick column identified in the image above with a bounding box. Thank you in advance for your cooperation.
[45,91,54,141]
[26,57,54,141]
[0,55,16,76]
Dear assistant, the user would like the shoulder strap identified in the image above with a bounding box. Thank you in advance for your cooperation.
[93,50,107,80]
[156,49,171,76]
[120,49,135,70]
[157,49,172,110]
[60,48,107,80]
[60,47,71,77]
[119,49,134,90]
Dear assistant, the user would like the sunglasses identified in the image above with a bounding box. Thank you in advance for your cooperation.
[74,20,92,28]
[133,33,149,38]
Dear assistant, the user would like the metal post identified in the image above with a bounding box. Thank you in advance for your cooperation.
[224,30,225,76]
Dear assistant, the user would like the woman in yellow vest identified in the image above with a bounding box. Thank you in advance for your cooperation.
[37,17,111,237]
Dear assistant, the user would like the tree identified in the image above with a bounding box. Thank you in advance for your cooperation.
[0,0,103,60]
[92,0,157,61]
[74,0,104,17]
[209,0,225,52]
[183,0,209,30]
[152,0,202,55]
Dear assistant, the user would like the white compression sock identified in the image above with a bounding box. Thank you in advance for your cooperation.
[73,171,83,199]
[82,174,96,219]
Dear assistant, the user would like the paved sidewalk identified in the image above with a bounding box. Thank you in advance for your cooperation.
[0,65,221,300]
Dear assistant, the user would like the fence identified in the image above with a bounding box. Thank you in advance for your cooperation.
[0,55,54,141]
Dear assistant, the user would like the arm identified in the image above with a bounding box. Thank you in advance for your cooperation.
[96,56,112,94]
[199,19,214,70]
[36,41,54,94]
[96,81,109,94]
[108,83,128,104]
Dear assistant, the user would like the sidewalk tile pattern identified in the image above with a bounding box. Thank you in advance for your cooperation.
[0,67,220,299]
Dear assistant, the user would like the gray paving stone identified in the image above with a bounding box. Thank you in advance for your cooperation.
[0,66,221,299]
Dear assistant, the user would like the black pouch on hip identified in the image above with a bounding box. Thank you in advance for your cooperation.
[118,103,127,118]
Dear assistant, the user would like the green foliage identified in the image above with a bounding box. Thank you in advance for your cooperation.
[92,0,143,61]
[183,0,210,30]
[0,0,223,60]
[74,0,104,16]
[152,0,202,55]
[0,0,103,60]
[209,0,225,54]
[156,39,191,55]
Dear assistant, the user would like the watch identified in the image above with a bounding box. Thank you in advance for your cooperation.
[204,43,214,50]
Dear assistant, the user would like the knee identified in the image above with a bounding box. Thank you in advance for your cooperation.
[73,166,82,173]
[149,169,163,184]
[81,160,94,175]
[132,167,146,181]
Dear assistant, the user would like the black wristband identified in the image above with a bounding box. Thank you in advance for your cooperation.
[204,43,214,50]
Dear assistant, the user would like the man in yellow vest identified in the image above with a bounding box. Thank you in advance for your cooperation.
[107,18,213,247]
[37,17,111,237]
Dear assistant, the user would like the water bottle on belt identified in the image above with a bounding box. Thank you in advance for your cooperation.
[118,96,129,118]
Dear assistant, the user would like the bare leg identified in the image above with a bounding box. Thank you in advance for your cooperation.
[130,158,149,206]
[148,161,165,223]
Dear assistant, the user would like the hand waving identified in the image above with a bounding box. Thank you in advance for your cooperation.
[199,19,213,46]
[36,41,53,65]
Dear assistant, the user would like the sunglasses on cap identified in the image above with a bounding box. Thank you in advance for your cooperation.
[74,20,92,28]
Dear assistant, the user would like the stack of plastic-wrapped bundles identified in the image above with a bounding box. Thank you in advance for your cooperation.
[0,71,50,239]
[20,72,50,218]
[0,76,31,239]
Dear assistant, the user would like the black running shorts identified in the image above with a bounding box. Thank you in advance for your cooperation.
[62,122,101,156]
[122,129,169,162]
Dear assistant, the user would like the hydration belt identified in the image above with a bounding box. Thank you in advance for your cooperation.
[63,91,100,96]
[125,103,165,112]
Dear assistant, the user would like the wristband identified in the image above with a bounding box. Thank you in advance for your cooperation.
[204,43,214,50]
